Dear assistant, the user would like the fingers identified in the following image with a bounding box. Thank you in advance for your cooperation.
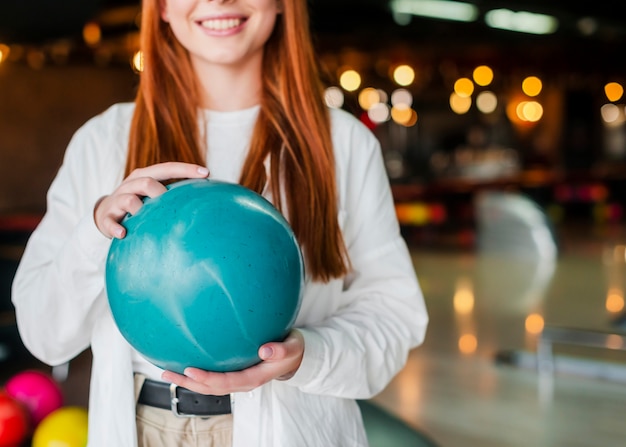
[127,162,209,183]
[162,367,262,395]
[160,331,305,395]
[120,162,209,200]
[259,331,305,381]
[96,193,144,238]
[259,330,304,362]
[115,177,168,201]
[94,162,209,238]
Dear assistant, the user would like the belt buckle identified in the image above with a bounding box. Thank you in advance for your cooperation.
[169,383,195,418]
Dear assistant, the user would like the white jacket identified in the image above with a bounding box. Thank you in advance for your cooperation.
[12,103,428,446]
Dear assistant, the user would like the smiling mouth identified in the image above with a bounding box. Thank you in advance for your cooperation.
[199,18,246,31]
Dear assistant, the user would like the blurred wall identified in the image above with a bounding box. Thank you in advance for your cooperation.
[0,63,137,214]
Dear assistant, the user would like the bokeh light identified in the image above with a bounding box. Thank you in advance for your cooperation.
[132,50,144,73]
[453,286,474,314]
[522,76,542,97]
[83,22,102,47]
[516,101,543,122]
[393,65,416,86]
[458,334,478,355]
[377,89,389,105]
[324,87,345,109]
[0,44,10,64]
[476,91,498,113]
[473,65,494,86]
[358,87,381,110]
[454,77,474,97]
[339,69,362,92]
[606,288,625,313]
[525,313,544,335]
[403,109,418,127]
[450,92,472,114]
[368,102,391,123]
[604,82,624,102]
[391,105,418,127]
[601,103,621,124]
[391,88,413,107]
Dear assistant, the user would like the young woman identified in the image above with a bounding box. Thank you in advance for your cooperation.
[12,0,428,445]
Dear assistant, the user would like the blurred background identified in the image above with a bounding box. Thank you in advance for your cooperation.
[1,1,626,446]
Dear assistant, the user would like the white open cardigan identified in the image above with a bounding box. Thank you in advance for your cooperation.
[12,104,428,446]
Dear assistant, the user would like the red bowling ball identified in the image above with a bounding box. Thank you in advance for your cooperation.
[0,391,29,447]
[5,370,64,426]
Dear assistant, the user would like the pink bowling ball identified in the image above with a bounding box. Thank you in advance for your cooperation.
[5,370,64,426]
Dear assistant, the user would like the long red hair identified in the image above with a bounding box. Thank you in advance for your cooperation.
[126,0,349,282]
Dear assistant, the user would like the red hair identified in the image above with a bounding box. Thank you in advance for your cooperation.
[126,0,349,281]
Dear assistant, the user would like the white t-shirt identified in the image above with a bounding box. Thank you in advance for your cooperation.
[132,105,260,380]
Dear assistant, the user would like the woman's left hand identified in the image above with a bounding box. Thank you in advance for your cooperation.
[161,330,305,395]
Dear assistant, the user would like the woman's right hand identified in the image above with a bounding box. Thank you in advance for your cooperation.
[94,162,209,239]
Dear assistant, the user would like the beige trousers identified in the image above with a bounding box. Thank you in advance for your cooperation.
[134,374,233,447]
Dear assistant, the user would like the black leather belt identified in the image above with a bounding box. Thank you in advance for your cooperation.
[138,378,231,417]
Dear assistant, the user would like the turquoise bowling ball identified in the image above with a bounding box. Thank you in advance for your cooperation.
[105,179,304,373]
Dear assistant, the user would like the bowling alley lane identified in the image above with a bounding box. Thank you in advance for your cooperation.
[372,219,626,447]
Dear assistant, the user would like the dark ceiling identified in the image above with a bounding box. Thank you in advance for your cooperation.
[1,0,624,43]
[1,0,625,75]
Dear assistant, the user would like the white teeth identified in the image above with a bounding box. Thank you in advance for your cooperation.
[200,18,243,30]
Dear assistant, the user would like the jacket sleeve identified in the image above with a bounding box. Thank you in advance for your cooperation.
[11,115,120,366]
[287,116,429,399]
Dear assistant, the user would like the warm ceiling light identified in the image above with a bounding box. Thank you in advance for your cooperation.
[605,82,624,102]
[132,50,144,73]
[476,91,498,113]
[0,44,10,64]
[522,76,543,97]
[83,22,102,46]
[454,77,475,97]
[324,87,345,109]
[358,88,381,110]
[473,65,494,86]
[450,92,472,114]
[391,105,415,126]
[339,69,362,92]
[390,0,479,23]
[391,88,413,107]
[393,65,415,86]
[601,104,621,124]
[368,103,391,123]
[517,101,543,122]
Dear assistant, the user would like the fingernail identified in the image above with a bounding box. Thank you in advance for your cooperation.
[197,167,209,176]
[260,347,273,360]
[114,227,124,238]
